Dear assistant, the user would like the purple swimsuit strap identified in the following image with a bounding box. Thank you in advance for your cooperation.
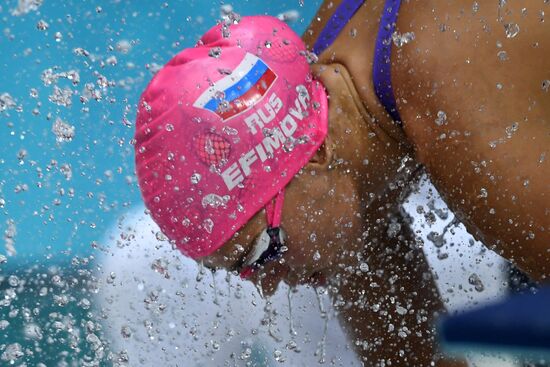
[312,0,365,56]
[372,0,402,123]
[312,0,403,123]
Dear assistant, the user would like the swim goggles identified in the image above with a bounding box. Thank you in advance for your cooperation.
[238,190,286,278]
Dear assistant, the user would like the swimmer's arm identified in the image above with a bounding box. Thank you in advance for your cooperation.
[394,0,550,281]
[338,209,467,367]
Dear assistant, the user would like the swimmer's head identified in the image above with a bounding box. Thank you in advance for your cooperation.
[135,16,391,293]
[135,16,328,258]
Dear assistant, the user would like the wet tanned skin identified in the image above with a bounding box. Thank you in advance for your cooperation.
[206,0,548,365]
[305,0,550,281]
[395,0,550,281]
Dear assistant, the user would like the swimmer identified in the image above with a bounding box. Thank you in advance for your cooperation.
[134,2,548,365]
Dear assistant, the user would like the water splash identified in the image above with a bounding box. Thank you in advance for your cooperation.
[287,287,297,336]
[201,194,230,209]
[314,288,328,364]
[263,297,283,342]
[4,219,16,256]
[52,117,75,143]
[277,10,300,23]
[211,269,220,306]
[0,93,18,112]
[392,31,415,47]
[11,0,42,16]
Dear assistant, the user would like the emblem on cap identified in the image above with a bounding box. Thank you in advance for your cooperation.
[193,53,277,121]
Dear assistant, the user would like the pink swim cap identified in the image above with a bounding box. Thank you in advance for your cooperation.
[134,16,328,258]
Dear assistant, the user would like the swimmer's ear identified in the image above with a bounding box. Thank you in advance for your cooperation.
[307,135,334,169]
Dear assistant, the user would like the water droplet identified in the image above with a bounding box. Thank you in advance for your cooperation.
[273,349,286,362]
[8,275,19,287]
[105,55,117,67]
[0,93,18,112]
[49,85,73,107]
[203,218,214,233]
[387,221,402,238]
[11,0,42,16]
[1,343,23,363]
[542,79,550,92]
[190,173,201,184]
[0,320,9,330]
[359,262,369,272]
[398,330,408,338]
[478,188,488,198]
[78,297,91,310]
[313,250,321,261]
[151,258,170,279]
[468,273,485,292]
[165,123,174,132]
[427,231,446,247]
[38,286,47,296]
[497,50,508,61]
[116,39,132,54]
[277,10,300,23]
[217,68,232,75]
[36,19,49,31]
[505,122,519,138]
[222,126,238,136]
[220,4,233,16]
[204,138,215,154]
[392,31,415,47]
[201,194,229,209]
[504,23,520,38]
[435,110,447,126]
[4,219,17,256]
[396,305,408,315]
[73,48,90,58]
[209,47,222,58]
[52,117,75,142]
[303,50,318,64]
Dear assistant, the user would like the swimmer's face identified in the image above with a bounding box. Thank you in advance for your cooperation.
[203,141,367,296]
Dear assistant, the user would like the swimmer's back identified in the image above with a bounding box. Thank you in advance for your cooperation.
[394,0,550,280]
[304,0,550,280]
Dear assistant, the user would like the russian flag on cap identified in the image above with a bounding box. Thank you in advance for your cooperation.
[193,53,277,121]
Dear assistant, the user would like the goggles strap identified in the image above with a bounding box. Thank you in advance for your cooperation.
[265,189,285,228]
[238,190,286,279]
